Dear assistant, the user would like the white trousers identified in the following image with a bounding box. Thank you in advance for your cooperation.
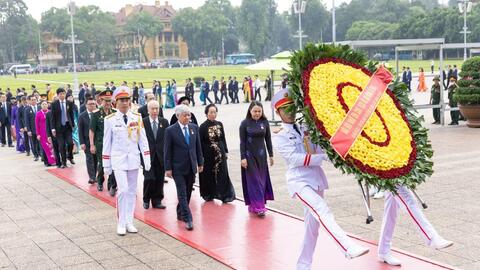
[114,169,138,227]
[295,186,356,270]
[378,185,439,255]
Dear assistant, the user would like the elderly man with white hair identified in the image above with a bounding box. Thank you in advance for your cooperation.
[141,100,169,210]
[164,104,204,231]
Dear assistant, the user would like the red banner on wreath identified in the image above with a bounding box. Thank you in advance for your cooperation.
[330,66,393,158]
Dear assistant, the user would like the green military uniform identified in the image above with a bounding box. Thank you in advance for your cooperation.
[90,106,117,190]
[430,81,441,124]
[448,83,459,125]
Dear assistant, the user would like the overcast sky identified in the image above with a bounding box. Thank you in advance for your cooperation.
[24,0,351,21]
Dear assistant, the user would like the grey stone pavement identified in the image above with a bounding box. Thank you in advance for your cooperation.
[1,78,479,269]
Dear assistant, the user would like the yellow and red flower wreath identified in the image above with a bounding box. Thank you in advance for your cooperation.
[288,44,433,191]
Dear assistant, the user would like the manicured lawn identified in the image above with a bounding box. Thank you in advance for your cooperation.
[0,59,464,94]
[0,65,275,94]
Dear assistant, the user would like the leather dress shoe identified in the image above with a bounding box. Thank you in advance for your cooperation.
[26,152,30,156]
[8,144,14,148]
[56,165,61,168]
[97,184,103,192]
[34,157,39,161]
[153,203,166,209]
[108,187,116,197]
[88,179,95,184]
[185,221,194,231]
[126,224,138,233]
[69,159,75,165]
[345,244,369,259]
[143,202,149,209]
[379,253,402,266]
[60,165,66,169]
[117,225,126,236]
[429,237,453,250]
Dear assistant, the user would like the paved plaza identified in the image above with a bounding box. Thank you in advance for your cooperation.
[0,85,479,269]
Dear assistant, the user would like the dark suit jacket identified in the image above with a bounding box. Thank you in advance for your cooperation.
[78,88,86,105]
[24,105,40,135]
[78,111,91,147]
[138,104,163,119]
[46,110,54,138]
[233,81,239,91]
[164,122,203,175]
[50,99,75,131]
[0,102,12,124]
[212,80,219,91]
[407,71,412,82]
[143,116,169,164]
[17,105,26,129]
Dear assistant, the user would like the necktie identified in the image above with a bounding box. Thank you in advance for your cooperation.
[183,126,190,145]
[61,102,66,125]
[88,113,91,120]
[123,114,128,124]
[293,124,301,135]
[152,120,158,140]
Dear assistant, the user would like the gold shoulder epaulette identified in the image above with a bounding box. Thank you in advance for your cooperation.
[132,112,141,116]
[105,113,115,119]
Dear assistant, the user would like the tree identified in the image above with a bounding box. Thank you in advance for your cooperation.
[238,0,278,58]
[172,1,239,60]
[0,0,29,62]
[346,21,399,40]
[41,6,117,65]
[124,11,164,62]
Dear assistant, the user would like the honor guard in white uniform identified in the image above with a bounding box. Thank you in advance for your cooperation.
[271,89,369,270]
[102,87,151,236]
[377,186,453,265]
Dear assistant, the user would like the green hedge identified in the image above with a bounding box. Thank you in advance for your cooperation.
[457,79,480,87]
[454,56,480,104]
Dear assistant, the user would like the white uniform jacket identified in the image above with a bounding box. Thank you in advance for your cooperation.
[272,123,329,197]
[102,110,150,171]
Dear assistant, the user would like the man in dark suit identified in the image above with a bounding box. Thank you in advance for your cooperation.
[211,76,220,104]
[50,88,75,168]
[406,67,412,92]
[186,78,195,106]
[232,76,239,103]
[17,96,30,155]
[78,85,86,106]
[79,97,97,184]
[0,93,13,147]
[401,66,408,85]
[142,100,169,210]
[138,92,163,119]
[79,93,92,114]
[164,104,203,231]
[46,107,61,167]
[24,95,41,160]
[446,65,453,88]
[201,78,213,105]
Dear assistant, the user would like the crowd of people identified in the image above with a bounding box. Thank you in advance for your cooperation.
[0,74,455,270]
[401,64,464,125]
[0,80,277,233]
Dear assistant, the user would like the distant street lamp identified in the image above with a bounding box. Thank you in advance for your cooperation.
[457,0,476,61]
[292,0,307,49]
[68,1,79,93]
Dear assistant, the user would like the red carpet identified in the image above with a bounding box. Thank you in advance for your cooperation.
[48,167,456,270]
